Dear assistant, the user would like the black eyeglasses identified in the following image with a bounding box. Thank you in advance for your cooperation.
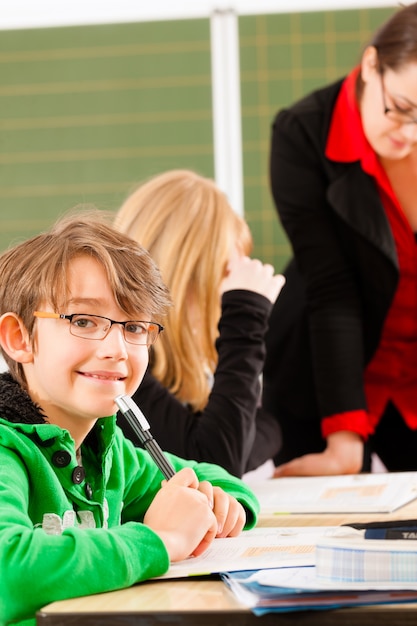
[379,71,417,126]
[34,312,163,346]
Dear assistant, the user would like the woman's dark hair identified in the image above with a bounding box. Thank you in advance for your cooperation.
[356,3,417,99]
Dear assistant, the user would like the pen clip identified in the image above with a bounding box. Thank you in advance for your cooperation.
[115,394,176,481]
[115,394,150,431]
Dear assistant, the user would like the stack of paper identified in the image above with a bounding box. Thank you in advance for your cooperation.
[218,528,417,614]
[157,522,417,614]
[221,566,417,615]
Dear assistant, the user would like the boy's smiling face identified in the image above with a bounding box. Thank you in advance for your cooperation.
[23,255,150,444]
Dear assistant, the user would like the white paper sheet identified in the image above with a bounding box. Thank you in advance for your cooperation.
[250,472,417,514]
[157,526,345,579]
[251,565,417,591]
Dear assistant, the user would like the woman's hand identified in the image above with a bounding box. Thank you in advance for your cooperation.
[273,431,364,477]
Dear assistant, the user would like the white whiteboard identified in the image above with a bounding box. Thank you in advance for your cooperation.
[0,0,402,31]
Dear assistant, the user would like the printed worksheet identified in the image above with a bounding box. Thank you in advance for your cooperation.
[250,472,417,514]
[157,526,343,579]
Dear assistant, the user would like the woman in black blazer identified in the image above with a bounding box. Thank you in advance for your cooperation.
[264,2,417,476]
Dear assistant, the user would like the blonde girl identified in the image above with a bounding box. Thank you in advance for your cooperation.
[114,170,284,477]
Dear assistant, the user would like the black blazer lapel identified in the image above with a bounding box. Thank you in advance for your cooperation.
[327,163,398,269]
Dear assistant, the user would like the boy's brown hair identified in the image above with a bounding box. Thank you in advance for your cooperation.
[0,208,171,386]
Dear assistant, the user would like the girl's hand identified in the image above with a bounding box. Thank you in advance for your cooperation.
[220,255,285,304]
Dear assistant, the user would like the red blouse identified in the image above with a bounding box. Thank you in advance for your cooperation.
[322,67,417,440]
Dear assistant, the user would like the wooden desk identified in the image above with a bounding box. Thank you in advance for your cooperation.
[36,578,417,626]
[37,500,417,626]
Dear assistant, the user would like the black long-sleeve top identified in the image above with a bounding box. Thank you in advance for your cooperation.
[117,289,281,477]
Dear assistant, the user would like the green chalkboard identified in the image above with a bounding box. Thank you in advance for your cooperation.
[0,18,213,249]
[0,6,396,272]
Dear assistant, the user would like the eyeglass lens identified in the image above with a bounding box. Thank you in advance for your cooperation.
[69,314,159,345]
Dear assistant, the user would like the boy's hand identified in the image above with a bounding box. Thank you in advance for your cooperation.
[197,480,246,539]
[143,467,218,562]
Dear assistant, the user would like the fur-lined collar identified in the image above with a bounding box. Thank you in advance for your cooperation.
[0,372,47,424]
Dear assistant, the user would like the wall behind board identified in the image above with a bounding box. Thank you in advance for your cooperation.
[0,5,395,272]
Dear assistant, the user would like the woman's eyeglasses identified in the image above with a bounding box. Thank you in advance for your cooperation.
[379,72,417,126]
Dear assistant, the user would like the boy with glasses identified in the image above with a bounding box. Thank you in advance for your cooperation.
[0,210,259,626]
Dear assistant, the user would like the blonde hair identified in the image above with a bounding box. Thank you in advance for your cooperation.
[114,170,252,410]
[0,208,171,386]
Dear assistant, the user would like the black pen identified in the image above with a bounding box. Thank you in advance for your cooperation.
[344,519,417,540]
[115,394,176,480]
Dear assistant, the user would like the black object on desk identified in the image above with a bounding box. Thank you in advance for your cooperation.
[345,519,417,540]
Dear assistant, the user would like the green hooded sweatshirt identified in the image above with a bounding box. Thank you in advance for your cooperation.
[0,373,259,625]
